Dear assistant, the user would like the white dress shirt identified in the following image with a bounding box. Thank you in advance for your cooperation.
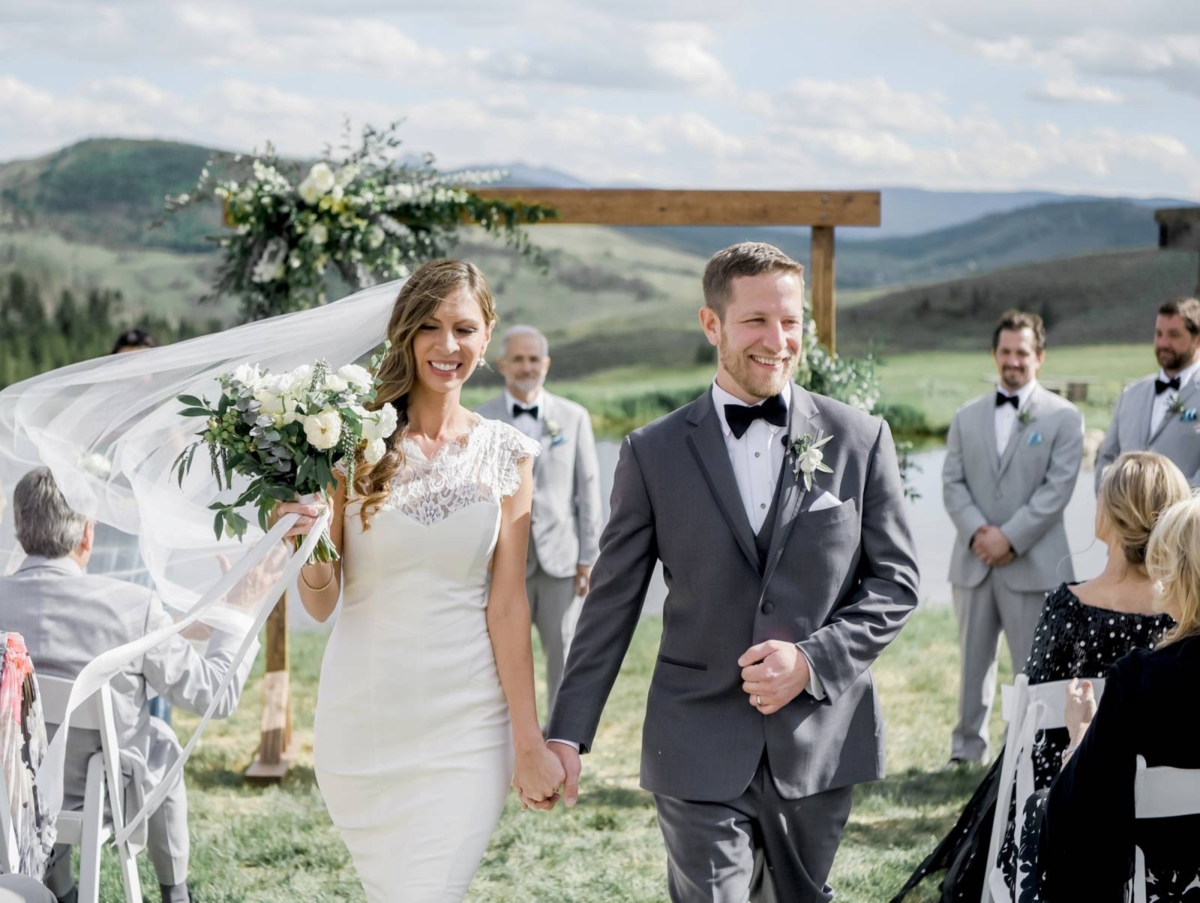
[710,381,790,533]
[1149,359,1200,436]
[505,389,545,441]
[994,379,1039,456]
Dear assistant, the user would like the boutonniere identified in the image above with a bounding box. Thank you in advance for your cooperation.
[1026,431,1043,446]
[1167,394,1197,421]
[788,433,834,491]
[1017,407,1035,428]
[545,418,566,446]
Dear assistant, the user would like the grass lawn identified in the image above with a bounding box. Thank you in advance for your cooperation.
[86,607,1011,902]
[875,343,1155,435]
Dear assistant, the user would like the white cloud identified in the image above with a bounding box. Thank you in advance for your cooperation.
[777,78,954,135]
[1029,79,1125,105]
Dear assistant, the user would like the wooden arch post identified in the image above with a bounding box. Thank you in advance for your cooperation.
[478,189,882,352]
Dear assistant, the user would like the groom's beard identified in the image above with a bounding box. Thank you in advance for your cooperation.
[719,335,799,400]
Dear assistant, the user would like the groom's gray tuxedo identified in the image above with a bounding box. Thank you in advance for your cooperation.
[1095,373,1200,491]
[550,383,918,898]
[943,382,1083,760]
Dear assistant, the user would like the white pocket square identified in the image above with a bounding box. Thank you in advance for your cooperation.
[807,491,844,512]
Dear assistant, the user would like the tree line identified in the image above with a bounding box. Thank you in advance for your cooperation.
[0,271,221,388]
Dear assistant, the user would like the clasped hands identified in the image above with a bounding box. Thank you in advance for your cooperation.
[520,640,811,812]
[972,525,1015,567]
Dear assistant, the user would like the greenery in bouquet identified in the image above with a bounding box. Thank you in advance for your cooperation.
[161,121,558,321]
[173,351,397,563]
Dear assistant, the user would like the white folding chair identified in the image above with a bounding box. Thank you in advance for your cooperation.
[37,676,143,903]
[981,674,1106,903]
[1130,754,1200,903]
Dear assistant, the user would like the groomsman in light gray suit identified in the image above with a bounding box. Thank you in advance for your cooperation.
[1095,297,1200,491]
[544,243,919,903]
[943,310,1084,765]
[0,468,259,903]
[476,326,602,718]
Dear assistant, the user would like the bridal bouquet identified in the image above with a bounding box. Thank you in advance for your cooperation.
[173,353,397,563]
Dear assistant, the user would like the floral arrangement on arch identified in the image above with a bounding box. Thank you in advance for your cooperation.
[162,121,557,321]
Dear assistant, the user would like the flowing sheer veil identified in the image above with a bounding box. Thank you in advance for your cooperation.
[0,279,403,840]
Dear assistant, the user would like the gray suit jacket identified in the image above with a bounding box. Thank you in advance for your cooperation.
[944,384,1083,592]
[548,384,919,802]
[0,557,256,816]
[476,391,603,578]
[1095,374,1200,491]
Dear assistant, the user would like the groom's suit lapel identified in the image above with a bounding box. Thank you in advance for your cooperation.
[685,392,760,574]
[760,384,822,592]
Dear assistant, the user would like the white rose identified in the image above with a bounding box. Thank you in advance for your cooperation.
[367,224,385,249]
[363,438,387,465]
[377,403,398,438]
[362,404,399,442]
[232,363,263,388]
[309,222,329,245]
[303,410,342,450]
[308,162,336,194]
[331,184,344,201]
[298,177,320,206]
[338,364,373,390]
[255,389,284,415]
[324,373,349,393]
[800,447,825,473]
[290,365,314,391]
[251,237,288,284]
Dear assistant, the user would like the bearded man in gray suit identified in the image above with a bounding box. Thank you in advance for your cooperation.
[542,243,919,903]
[0,469,260,903]
[476,326,603,717]
[1095,297,1200,491]
[943,310,1084,766]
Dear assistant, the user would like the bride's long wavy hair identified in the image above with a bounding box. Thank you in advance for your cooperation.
[353,259,497,529]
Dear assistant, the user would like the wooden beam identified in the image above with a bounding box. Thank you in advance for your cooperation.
[246,591,293,782]
[477,189,881,228]
[810,226,836,353]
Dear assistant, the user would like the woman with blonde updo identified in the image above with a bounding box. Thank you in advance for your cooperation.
[276,260,565,902]
[894,452,1186,903]
[1039,493,1200,902]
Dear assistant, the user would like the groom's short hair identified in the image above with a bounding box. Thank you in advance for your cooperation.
[703,243,805,319]
[1159,298,1200,337]
[992,309,1046,354]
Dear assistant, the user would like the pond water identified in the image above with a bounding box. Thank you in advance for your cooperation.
[593,442,1108,615]
[292,443,1108,628]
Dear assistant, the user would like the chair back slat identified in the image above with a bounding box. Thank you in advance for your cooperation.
[37,675,103,732]
[1135,755,1200,820]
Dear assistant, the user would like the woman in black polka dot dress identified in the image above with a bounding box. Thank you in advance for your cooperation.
[892,453,1185,903]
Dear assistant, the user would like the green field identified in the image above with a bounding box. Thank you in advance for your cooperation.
[83,608,1007,902]
[872,343,1156,434]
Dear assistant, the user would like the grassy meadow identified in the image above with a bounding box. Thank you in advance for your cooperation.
[84,608,1010,902]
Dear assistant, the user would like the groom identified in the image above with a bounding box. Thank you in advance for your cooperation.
[546,242,919,901]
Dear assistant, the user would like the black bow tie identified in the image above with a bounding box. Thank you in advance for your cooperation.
[1155,376,1182,395]
[512,403,539,419]
[995,392,1020,409]
[725,394,787,439]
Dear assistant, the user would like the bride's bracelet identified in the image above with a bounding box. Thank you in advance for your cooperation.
[300,562,336,592]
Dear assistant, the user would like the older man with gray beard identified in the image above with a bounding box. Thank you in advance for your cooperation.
[476,326,603,720]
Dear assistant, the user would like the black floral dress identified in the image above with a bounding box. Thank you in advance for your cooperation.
[891,583,1174,903]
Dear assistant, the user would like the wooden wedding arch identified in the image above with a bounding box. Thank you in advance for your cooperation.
[247,188,882,781]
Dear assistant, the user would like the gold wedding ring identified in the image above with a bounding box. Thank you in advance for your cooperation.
[756,695,762,706]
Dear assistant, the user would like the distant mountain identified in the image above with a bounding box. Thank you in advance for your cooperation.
[839,247,1200,355]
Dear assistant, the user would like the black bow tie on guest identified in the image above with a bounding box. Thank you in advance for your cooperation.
[995,392,1020,409]
[1155,376,1182,395]
[725,393,788,440]
[512,403,539,419]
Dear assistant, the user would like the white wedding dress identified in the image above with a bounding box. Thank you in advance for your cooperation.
[314,416,540,902]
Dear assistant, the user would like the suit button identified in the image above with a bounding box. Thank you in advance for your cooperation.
[761,601,774,614]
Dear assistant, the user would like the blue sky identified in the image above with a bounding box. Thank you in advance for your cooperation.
[2,0,1198,197]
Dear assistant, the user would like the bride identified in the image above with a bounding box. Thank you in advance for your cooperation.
[276,259,566,901]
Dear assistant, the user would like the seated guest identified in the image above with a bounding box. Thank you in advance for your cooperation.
[1038,494,1200,902]
[0,468,259,903]
[893,452,1186,902]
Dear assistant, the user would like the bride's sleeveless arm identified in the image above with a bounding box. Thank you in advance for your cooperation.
[286,479,348,623]
[490,457,567,802]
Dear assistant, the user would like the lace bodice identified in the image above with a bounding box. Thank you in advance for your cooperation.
[381,417,540,527]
